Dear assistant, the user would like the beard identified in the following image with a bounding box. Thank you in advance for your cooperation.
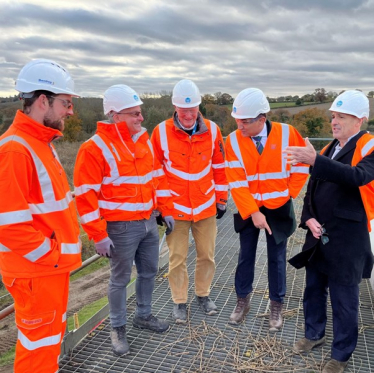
[43,111,64,131]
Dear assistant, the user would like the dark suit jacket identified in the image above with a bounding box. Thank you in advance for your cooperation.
[289,131,374,285]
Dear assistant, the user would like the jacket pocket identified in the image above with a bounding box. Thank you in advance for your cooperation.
[107,221,128,235]
[333,207,364,222]
[199,180,214,195]
[15,309,56,330]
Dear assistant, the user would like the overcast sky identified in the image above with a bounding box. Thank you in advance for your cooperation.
[1,0,374,98]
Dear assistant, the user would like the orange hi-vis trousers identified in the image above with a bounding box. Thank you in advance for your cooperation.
[2,272,70,373]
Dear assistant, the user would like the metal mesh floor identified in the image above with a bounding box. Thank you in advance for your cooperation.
[59,197,374,372]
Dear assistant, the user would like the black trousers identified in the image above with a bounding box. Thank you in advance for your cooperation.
[235,222,287,303]
[303,263,359,362]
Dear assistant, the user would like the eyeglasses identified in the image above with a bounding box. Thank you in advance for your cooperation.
[117,111,143,118]
[46,95,73,109]
[320,227,329,245]
[238,118,259,125]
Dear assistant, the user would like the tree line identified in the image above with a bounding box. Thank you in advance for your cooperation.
[1,89,373,142]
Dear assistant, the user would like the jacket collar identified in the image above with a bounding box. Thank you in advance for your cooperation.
[324,131,366,161]
[173,112,208,135]
[96,120,148,142]
[12,110,63,143]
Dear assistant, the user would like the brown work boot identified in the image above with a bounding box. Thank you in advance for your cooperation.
[293,336,326,353]
[269,300,283,332]
[322,359,348,373]
[228,294,250,325]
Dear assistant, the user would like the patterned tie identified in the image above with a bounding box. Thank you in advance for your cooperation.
[252,136,264,154]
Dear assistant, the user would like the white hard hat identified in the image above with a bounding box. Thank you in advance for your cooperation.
[172,79,201,108]
[15,59,79,97]
[103,84,143,115]
[329,90,369,119]
[231,88,270,119]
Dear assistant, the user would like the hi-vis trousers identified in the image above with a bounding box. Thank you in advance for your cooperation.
[166,216,217,304]
[3,272,70,373]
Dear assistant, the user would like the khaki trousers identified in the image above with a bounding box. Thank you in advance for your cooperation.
[166,215,217,303]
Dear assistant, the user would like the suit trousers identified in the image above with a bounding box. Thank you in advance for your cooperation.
[235,222,287,302]
[3,272,70,373]
[107,218,159,327]
[166,216,217,304]
[303,263,359,362]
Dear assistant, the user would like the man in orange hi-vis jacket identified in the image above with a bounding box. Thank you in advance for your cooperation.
[151,79,228,324]
[74,85,174,356]
[225,88,309,331]
[0,59,82,373]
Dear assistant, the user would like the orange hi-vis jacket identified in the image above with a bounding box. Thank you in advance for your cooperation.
[225,121,309,219]
[74,121,174,243]
[322,132,374,231]
[151,114,228,222]
[0,111,82,278]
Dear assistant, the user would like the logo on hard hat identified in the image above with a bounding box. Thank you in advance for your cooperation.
[38,79,54,85]
[133,95,139,101]
[336,100,343,107]
[233,107,237,113]
[185,97,191,103]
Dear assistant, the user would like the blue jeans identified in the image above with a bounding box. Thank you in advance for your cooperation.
[235,222,287,303]
[106,217,159,327]
[304,264,359,362]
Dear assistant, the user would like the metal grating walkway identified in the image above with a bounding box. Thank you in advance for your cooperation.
[59,197,374,372]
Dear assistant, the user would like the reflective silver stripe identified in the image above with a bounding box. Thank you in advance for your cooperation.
[225,160,242,168]
[152,168,165,177]
[0,209,32,226]
[0,243,11,252]
[212,162,225,169]
[29,191,73,215]
[170,190,180,196]
[210,121,217,157]
[290,166,310,174]
[193,194,216,215]
[74,184,101,196]
[156,190,172,197]
[110,142,121,161]
[215,185,228,191]
[229,181,248,189]
[98,199,153,212]
[229,132,245,168]
[61,242,81,254]
[103,171,153,186]
[174,203,191,214]
[159,121,170,163]
[0,136,64,212]
[205,183,215,195]
[80,209,100,224]
[18,330,61,351]
[147,139,154,158]
[252,189,289,201]
[92,135,120,179]
[62,313,66,323]
[166,163,212,181]
[280,123,290,175]
[361,139,374,157]
[23,237,51,262]
[247,171,289,181]
[174,194,216,216]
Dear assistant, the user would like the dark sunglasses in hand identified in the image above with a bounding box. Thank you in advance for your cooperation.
[320,226,329,245]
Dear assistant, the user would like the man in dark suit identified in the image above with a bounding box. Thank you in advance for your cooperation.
[285,90,374,373]
[225,88,309,331]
